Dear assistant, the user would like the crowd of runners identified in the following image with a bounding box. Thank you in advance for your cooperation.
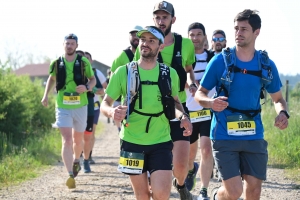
[41,1,289,200]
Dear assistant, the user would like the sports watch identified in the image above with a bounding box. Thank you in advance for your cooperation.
[85,84,90,91]
[279,110,290,119]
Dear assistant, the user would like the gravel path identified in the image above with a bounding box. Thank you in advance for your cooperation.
[0,115,299,200]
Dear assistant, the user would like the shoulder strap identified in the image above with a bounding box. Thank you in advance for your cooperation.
[205,49,215,63]
[158,63,171,96]
[123,48,134,62]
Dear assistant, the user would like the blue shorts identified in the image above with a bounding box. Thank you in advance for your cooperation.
[212,139,268,180]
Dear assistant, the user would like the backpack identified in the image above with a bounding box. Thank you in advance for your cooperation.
[217,47,273,117]
[50,55,94,97]
[157,33,187,92]
[123,47,134,62]
[124,61,175,133]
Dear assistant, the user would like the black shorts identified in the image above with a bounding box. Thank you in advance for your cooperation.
[170,102,190,142]
[120,140,173,175]
[190,119,211,144]
[85,116,94,132]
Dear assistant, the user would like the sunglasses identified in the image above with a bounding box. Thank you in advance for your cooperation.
[212,37,225,42]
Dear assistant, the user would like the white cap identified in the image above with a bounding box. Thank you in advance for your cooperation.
[129,25,143,33]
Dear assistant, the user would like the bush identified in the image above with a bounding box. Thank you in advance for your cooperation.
[0,68,55,157]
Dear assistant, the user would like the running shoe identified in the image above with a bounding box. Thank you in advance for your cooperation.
[197,188,209,200]
[173,178,193,200]
[73,161,81,177]
[210,187,220,200]
[66,175,75,189]
[185,162,199,191]
[88,156,95,164]
[83,159,91,173]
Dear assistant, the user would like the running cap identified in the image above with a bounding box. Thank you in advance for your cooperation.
[212,29,226,38]
[129,25,143,33]
[64,33,78,42]
[153,1,175,17]
[136,26,165,44]
[188,22,206,35]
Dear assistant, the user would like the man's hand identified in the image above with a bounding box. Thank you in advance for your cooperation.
[211,96,229,112]
[110,105,128,122]
[274,112,288,130]
[76,85,88,94]
[41,96,48,107]
[180,116,193,136]
[189,85,197,97]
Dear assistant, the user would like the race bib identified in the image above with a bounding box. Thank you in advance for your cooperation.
[117,150,144,174]
[189,109,211,123]
[227,114,256,136]
[63,92,80,105]
[94,101,100,110]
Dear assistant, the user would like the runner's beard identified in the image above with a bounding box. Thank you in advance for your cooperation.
[67,49,76,56]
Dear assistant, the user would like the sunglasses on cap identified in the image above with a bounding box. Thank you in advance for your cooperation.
[212,37,225,42]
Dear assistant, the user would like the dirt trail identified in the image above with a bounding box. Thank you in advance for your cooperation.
[0,115,299,200]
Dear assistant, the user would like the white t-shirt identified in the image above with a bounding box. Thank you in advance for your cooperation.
[186,52,216,111]
[94,69,106,103]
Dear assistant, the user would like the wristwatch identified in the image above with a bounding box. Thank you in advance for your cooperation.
[279,110,290,119]
[189,83,197,89]
[179,112,189,121]
[85,84,90,91]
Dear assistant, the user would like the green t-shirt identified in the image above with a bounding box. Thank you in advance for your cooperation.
[106,63,179,145]
[49,55,94,109]
[111,51,130,73]
[134,33,195,103]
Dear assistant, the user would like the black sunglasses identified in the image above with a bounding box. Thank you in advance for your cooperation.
[212,37,225,42]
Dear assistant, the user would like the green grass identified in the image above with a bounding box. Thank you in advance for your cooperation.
[0,129,61,188]
[0,122,104,188]
[262,99,300,183]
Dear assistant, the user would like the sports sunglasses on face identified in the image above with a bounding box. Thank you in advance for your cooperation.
[212,37,225,42]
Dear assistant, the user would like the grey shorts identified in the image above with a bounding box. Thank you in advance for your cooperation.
[212,139,268,181]
[53,106,87,132]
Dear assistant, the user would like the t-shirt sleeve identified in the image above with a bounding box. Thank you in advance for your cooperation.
[184,38,195,67]
[106,65,126,100]
[200,54,224,91]
[49,60,57,76]
[265,59,282,93]
[83,57,94,78]
[111,51,129,73]
[96,69,106,84]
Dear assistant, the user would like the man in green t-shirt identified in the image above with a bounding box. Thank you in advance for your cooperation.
[101,26,192,200]
[41,34,96,189]
[134,2,196,199]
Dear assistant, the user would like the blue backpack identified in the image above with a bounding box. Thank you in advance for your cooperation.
[217,47,273,117]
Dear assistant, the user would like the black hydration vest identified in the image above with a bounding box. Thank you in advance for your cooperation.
[123,47,134,62]
[126,62,175,133]
[157,33,187,92]
[50,55,86,92]
[192,49,215,73]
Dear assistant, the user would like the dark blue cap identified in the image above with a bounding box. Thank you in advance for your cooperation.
[64,33,78,42]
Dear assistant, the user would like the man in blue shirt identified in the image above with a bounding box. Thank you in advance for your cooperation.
[195,9,289,200]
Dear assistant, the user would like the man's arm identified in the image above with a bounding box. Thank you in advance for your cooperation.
[41,75,56,107]
[185,65,197,96]
[195,86,228,112]
[173,95,192,136]
[269,90,289,130]
[100,94,127,122]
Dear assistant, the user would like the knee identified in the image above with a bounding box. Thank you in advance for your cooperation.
[246,186,261,198]
[62,136,73,146]
[152,190,170,200]
[200,146,212,158]
[226,188,243,200]
[135,191,151,200]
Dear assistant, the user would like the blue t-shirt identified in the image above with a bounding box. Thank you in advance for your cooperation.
[200,48,282,140]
